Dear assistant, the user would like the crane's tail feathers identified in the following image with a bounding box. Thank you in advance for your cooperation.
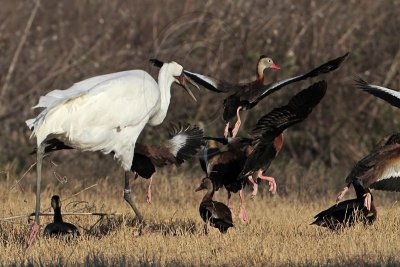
[167,123,204,165]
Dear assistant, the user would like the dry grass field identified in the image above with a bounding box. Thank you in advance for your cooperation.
[1,168,400,266]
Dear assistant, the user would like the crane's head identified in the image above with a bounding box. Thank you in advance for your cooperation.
[258,56,281,77]
[169,62,199,102]
[150,59,199,102]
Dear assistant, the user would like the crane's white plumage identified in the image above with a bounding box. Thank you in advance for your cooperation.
[27,62,183,170]
[25,61,200,244]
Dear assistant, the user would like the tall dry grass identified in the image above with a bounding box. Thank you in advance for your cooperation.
[1,172,400,266]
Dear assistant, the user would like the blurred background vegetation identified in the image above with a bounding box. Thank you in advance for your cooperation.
[0,0,399,198]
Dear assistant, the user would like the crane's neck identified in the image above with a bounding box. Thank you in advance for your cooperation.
[150,64,174,125]
[53,207,63,223]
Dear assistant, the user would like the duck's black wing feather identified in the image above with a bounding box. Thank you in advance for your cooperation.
[240,81,327,177]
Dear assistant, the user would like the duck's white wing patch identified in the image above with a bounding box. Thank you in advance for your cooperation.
[356,79,400,109]
[371,158,400,191]
[184,70,221,92]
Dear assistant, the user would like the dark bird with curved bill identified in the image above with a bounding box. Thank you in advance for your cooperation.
[33,124,204,204]
[239,80,328,192]
[336,133,400,210]
[195,177,234,234]
[152,53,348,137]
[312,180,377,230]
[43,195,80,238]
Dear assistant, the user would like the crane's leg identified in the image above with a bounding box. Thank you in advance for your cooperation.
[238,189,249,224]
[248,174,258,198]
[224,122,230,138]
[231,106,243,138]
[124,171,143,222]
[336,183,351,203]
[146,175,153,204]
[364,191,372,211]
[27,143,45,248]
[258,170,277,194]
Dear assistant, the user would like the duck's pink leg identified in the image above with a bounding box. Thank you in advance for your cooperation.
[258,170,277,194]
[364,192,372,211]
[224,122,230,137]
[238,189,249,224]
[231,107,243,138]
[146,176,153,204]
[336,183,351,202]
[248,174,258,198]
[227,191,232,209]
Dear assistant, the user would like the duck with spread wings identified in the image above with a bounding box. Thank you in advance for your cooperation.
[151,53,347,137]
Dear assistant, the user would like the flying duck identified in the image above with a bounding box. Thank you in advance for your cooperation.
[151,53,348,137]
[336,133,400,210]
[239,80,328,192]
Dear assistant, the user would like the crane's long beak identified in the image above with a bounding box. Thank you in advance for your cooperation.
[178,74,198,102]
[184,74,201,91]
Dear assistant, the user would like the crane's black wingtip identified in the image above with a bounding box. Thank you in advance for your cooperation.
[149,58,164,68]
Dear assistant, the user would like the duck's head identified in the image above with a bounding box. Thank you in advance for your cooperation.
[257,55,280,80]
[51,195,61,209]
[195,177,213,192]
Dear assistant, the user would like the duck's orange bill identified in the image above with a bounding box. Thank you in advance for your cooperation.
[194,185,203,192]
[271,64,281,70]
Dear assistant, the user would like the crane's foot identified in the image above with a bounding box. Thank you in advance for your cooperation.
[26,222,40,248]
[336,186,349,203]
[364,193,372,211]
[124,189,144,223]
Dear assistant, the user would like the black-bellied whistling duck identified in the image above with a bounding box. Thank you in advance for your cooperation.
[35,124,204,204]
[195,177,234,234]
[336,133,400,210]
[239,81,327,192]
[43,195,80,238]
[312,180,377,230]
[356,79,400,108]
[131,124,203,203]
[200,136,252,223]
[151,53,348,137]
